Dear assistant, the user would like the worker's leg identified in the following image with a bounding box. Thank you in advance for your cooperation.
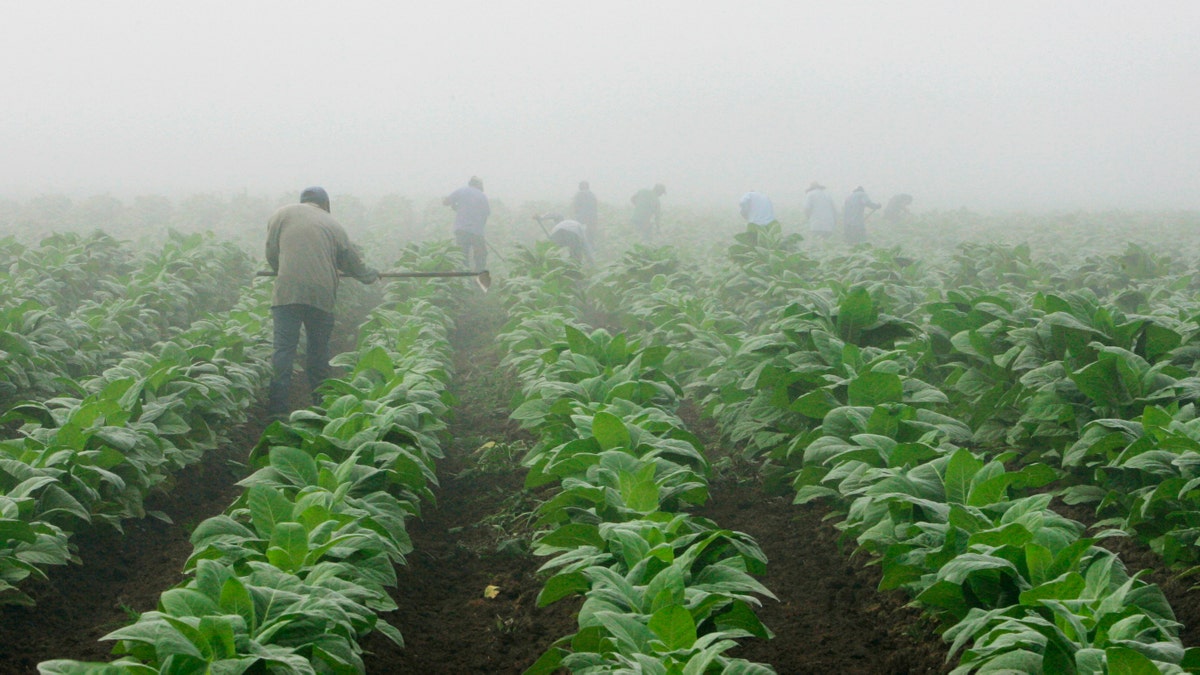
[268,304,303,418]
[302,306,336,406]
[473,234,487,272]
[455,231,472,269]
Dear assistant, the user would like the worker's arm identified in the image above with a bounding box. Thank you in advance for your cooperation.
[265,218,282,272]
[335,230,379,284]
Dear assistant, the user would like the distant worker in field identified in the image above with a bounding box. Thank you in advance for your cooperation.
[539,213,594,264]
[803,182,837,239]
[572,181,600,251]
[843,186,881,245]
[443,176,490,272]
[739,190,778,227]
[883,193,914,223]
[265,187,379,420]
[630,183,665,241]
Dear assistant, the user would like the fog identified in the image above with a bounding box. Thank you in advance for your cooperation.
[3,1,1197,212]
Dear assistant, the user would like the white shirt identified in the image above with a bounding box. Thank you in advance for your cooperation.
[804,189,837,233]
[550,219,588,238]
[739,191,776,226]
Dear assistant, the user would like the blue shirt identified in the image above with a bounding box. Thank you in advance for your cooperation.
[446,185,491,235]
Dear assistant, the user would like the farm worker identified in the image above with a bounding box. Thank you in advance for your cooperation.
[443,176,490,272]
[803,182,837,238]
[739,190,778,226]
[265,187,379,420]
[883,193,914,223]
[843,186,881,245]
[572,181,598,229]
[630,183,665,241]
[572,181,599,251]
[548,216,595,264]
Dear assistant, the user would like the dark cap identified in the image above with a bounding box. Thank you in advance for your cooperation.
[468,176,483,189]
[300,186,330,211]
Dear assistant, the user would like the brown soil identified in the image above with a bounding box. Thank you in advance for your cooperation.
[679,403,951,674]
[698,481,951,674]
[361,291,581,673]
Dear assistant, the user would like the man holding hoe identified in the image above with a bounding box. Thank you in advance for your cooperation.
[264,186,378,419]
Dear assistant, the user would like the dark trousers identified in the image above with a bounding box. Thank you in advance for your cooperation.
[268,303,335,416]
[455,231,487,272]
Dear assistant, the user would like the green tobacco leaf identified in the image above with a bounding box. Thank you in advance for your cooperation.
[538,572,590,607]
[355,345,395,379]
[645,564,686,613]
[790,389,840,419]
[944,448,983,505]
[1105,646,1163,675]
[267,522,309,573]
[160,588,220,617]
[618,463,661,513]
[538,522,604,550]
[591,411,631,451]
[966,471,1015,506]
[1019,572,1085,605]
[269,447,319,488]
[0,519,38,544]
[649,604,697,651]
[848,372,903,407]
[190,515,256,546]
[248,486,295,538]
[837,287,878,340]
[968,522,1033,548]
[219,576,257,632]
[1070,358,1123,409]
[38,661,159,674]
[564,325,596,358]
[714,599,773,639]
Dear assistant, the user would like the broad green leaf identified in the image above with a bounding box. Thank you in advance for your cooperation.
[538,523,604,550]
[269,447,319,488]
[1105,646,1163,675]
[848,372,903,407]
[247,486,295,538]
[944,448,983,505]
[538,572,590,607]
[648,604,697,651]
[219,576,257,632]
[160,588,220,617]
[267,522,309,573]
[618,464,661,513]
[591,412,631,451]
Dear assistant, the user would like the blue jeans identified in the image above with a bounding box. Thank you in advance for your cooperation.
[268,304,335,416]
[455,231,487,272]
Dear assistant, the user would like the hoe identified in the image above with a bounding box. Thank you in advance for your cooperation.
[256,269,491,293]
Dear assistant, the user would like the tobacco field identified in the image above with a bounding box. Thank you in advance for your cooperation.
[4,207,1200,674]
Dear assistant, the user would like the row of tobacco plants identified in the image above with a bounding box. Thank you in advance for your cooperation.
[40,242,464,674]
[498,245,778,674]
[0,269,272,606]
[574,223,1200,673]
[0,230,253,410]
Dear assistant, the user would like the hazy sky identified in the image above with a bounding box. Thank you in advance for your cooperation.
[4,1,1198,211]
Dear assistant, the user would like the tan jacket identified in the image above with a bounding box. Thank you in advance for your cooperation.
[265,203,377,313]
